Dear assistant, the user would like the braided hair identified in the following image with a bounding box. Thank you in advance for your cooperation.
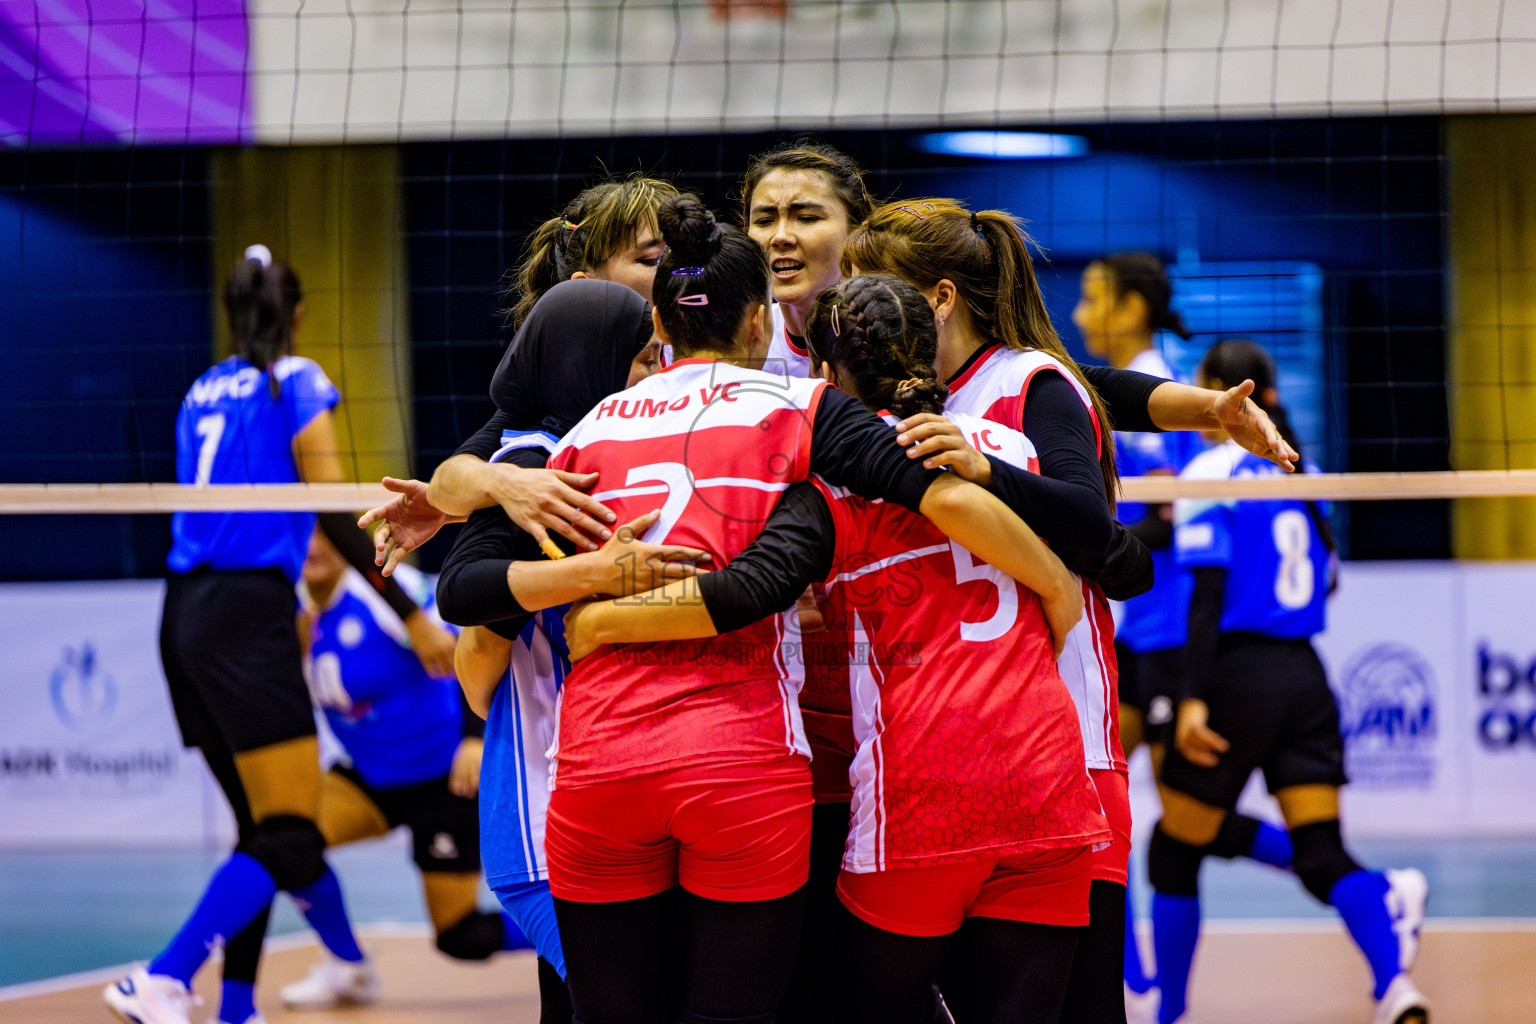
[804,274,947,418]
[653,196,770,357]
[845,197,1118,501]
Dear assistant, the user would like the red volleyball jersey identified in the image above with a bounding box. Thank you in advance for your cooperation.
[546,359,827,787]
[943,348,1125,771]
[813,413,1109,872]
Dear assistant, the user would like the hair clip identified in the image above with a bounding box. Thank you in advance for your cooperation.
[830,304,841,337]
[896,205,927,221]
[677,294,710,306]
[894,378,926,396]
[243,243,273,268]
[563,219,581,232]
[671,266,706,277]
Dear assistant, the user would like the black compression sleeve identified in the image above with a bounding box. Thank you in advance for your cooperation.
[460,688,488,733]
[1127,508,1174,550]
[1058,521,1154,602]
[696,483,837,636]
[454,409,518,462]
[976,373,1115,554]
[317,512,421,622]
[808,388,940,514]
[1184,567,1227,704]
[1082,364,1165,434]
[435,448,545,630]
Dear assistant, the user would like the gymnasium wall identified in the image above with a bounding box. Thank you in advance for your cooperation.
[3,562,1536,848]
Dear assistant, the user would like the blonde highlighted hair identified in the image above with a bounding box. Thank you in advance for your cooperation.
[508,174,681,326]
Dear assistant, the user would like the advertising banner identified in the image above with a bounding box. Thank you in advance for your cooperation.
[3,564,1534,846]
[0,581,235,848]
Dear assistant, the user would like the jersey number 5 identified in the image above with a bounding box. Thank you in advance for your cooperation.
[949,541,1018,642]
[194,413,226,486]
[1272,509,1314,609]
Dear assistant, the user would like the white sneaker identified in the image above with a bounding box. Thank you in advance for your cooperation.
[102,966,201,1024]
[1385,868,1429,971]
[1373,973,1430,1024]
[1125,983,1161,1024]
[279,954,381,1010]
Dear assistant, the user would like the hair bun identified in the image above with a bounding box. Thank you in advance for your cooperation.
[658,195,722,264]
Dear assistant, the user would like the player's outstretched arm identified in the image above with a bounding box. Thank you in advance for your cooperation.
[428,453,616,553]
[1147,379,1299,471]
[918,474,1084,656]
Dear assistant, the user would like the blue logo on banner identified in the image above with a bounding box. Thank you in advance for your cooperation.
[49,643,118,730]
[1477,644,1536,749]
[1339,643,1436,789]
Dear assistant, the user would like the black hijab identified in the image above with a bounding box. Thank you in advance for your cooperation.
[489,277,656,435]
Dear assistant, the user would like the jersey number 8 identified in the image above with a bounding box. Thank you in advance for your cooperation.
[1272,508,1314,610]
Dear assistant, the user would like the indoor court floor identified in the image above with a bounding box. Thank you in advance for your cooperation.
[3,837,1532,1023]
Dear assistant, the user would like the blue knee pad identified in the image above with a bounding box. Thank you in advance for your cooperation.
[490,878,565,979]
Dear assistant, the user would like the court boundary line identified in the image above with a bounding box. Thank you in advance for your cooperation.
[0,922,431,1003]
[5,918,1530,1001]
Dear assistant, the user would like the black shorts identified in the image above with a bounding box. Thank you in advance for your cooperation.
[1159,632,1347,810]
[160,569,315,755]
[334,764,481,874]
[1115,640,1184,747]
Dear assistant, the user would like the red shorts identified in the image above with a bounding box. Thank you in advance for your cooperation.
[545,755,812,903]
[804,709,855,804]
[836,845,1092,937]
[1089,767,1132,885]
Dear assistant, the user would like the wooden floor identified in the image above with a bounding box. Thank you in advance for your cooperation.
[4,921,1531,1023]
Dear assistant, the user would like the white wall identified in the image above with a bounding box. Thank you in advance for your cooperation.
[248,0,1536,143]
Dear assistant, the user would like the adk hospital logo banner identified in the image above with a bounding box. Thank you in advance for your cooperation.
[0,581,235,847]
[1,566,1533,846]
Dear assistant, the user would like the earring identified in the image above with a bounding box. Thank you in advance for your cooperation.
[936,312,946,328]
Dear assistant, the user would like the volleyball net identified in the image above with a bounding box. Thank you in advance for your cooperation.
[3,0,1536,581]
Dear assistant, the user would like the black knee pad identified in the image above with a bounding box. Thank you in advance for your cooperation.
[436,910,505,961]
[1147,825,1206,897]
[1206,812,1261,861]
[236,814,327,891]
[1290,819,1361,904]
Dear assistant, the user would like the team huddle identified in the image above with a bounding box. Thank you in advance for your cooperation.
[106,143,1430,1024]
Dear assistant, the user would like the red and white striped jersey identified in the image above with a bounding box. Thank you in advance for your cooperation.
[944,347,1125,771]
[545,358,828,787]
[823,408,1112,872]
[815,411,1108,872]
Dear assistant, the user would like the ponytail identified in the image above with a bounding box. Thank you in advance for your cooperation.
[846,199,1119,505]
[804,274,947,418]
[223,244,301,396]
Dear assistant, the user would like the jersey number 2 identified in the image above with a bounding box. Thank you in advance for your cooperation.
[1272,509,1314,609]
[194,413,226,486]
[949,541,1018,642]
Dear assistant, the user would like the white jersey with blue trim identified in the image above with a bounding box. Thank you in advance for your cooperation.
[169,355,339,582]
[478,428,564,886]
[1173,440,1330,639]
[304,563,463,790]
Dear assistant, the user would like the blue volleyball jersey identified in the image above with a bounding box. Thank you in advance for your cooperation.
[479,429,565,886]
[480,609,567,887]
[1114,349,1201,654]
[168,356,340,582]
[1173,441,1330,639]
[305,564,464,789]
